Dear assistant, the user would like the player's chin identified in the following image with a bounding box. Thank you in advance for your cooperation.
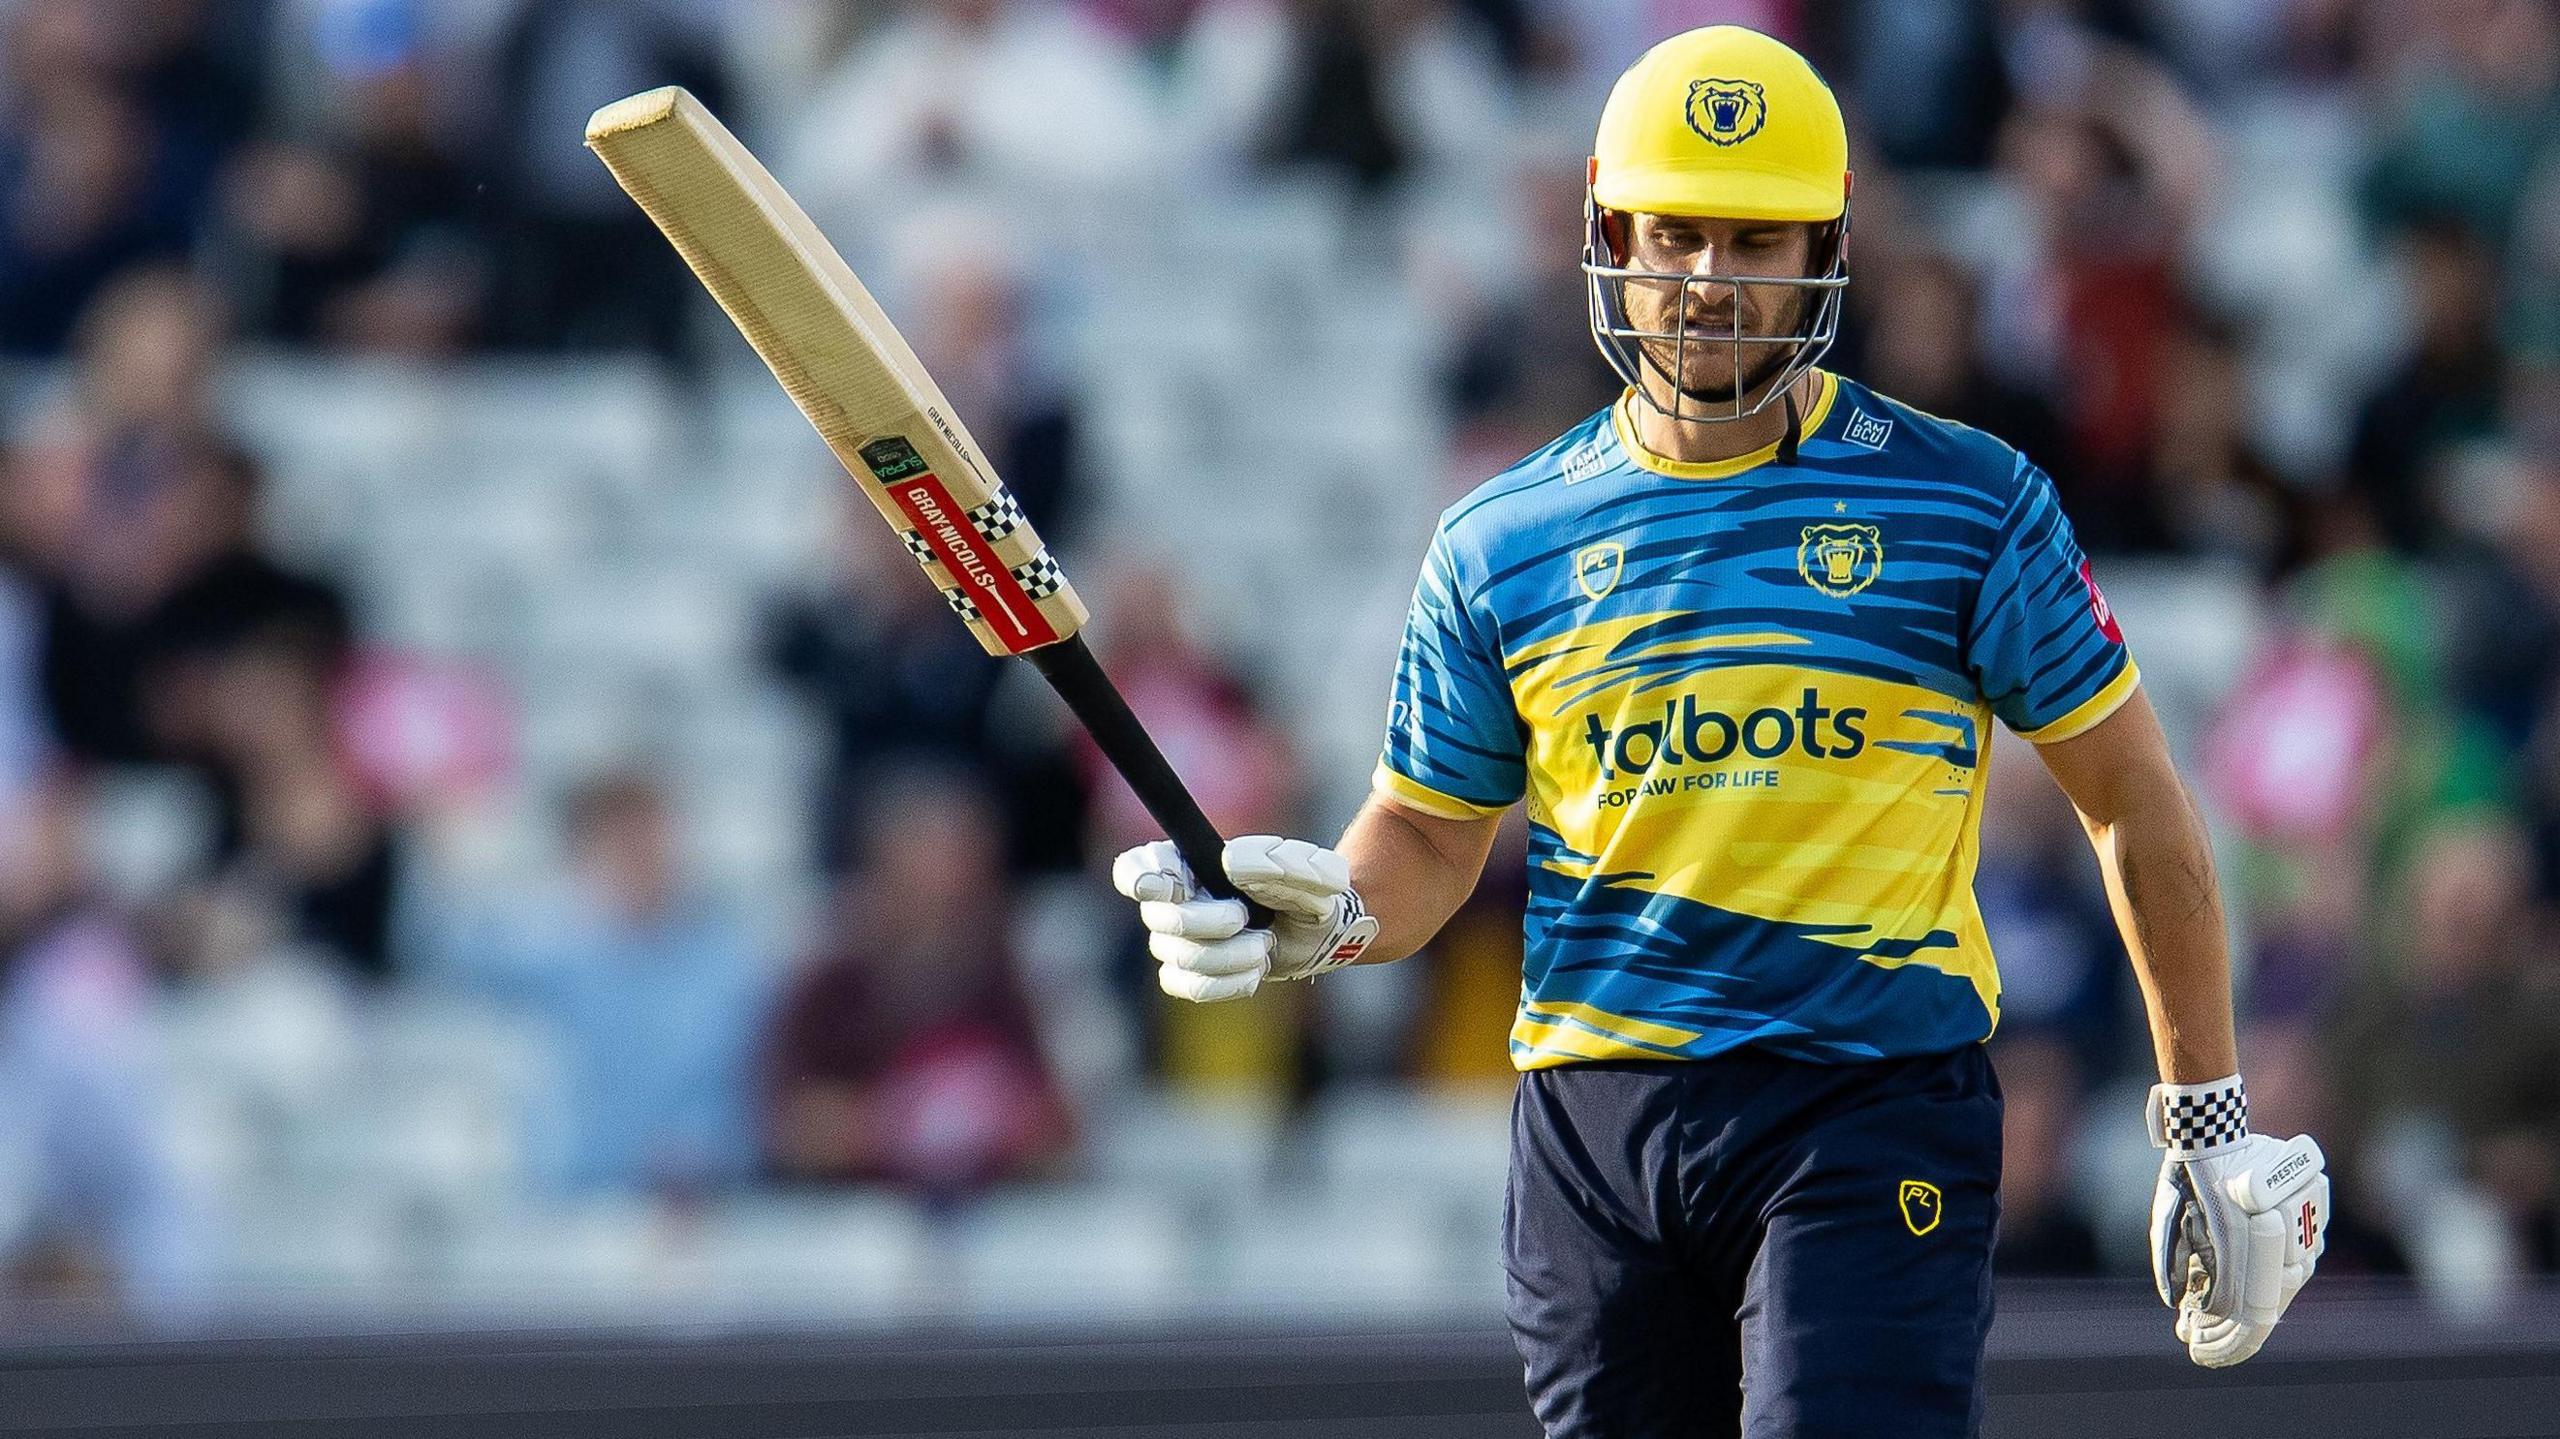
[1675,379,1741,404]
[1638,349,1739,399]
[1650,365,1777,408]
[1693,353,1798,406]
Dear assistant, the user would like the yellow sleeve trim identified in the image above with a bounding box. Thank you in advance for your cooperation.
[1371,763,1513,821]
[2018,658,2141,744]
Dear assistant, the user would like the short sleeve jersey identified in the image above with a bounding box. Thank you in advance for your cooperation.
[1376,371,2138,1070]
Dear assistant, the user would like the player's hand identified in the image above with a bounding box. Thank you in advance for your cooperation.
[2146,1077,2329,1367]
[1111,836,1380,1002]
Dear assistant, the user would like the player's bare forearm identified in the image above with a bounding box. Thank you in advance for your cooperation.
[2034,691,2239,1083]
[1336,793,1503,963]
[2091,778,2237,1082]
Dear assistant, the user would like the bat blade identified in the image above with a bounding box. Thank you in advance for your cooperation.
[583,86,1086,657]
[585,87,1268,921]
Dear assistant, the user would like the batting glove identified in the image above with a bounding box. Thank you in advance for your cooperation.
[1111,836,1379,1003]
[2147,1075,2330,1367]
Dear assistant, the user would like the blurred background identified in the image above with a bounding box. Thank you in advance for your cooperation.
[0,0,2557,1432]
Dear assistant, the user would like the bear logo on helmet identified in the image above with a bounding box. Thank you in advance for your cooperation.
[1685,78,1766,146]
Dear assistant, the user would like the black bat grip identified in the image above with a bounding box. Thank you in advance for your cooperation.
[1024,637,1277,930]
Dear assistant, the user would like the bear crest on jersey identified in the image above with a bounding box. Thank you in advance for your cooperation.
[1798,523,1882,597]
[1686,78,1767,146]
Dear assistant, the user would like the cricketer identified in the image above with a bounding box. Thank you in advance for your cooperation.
[1111,25,2329,1436]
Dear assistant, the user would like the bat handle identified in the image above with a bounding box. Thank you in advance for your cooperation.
[1024,637,1278,931]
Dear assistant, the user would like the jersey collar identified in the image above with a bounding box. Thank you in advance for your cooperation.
[1609,370,1840,480]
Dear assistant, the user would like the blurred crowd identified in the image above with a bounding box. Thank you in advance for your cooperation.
[0,0,2557,1317]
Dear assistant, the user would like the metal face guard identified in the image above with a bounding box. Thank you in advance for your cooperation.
[1581,192,1848,424]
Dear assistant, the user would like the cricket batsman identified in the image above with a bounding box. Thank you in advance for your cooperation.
[1112,25,2328,1435]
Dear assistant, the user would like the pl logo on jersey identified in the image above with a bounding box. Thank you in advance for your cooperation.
[1798,523,1882,597]
[1574,542,1624,601]
[1898,1180,1943,1237]
[1686,79,1767,146]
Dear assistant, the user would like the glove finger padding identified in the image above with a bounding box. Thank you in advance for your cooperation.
[2180,1206,2288,1367]
[2179,1301,2257,1367]
[1112,840,1193,903]
[1222,835,1354,919]
[1137,897,1250,941]
[2198,1133,2326,1322]
[2242,1204,2292,1323]
[2216,1169,2328,1367]
[1148,929,1272,977]
[1125,833,1372,998]
[2157,1133,2329,1367]
[1157,960,1261,1003]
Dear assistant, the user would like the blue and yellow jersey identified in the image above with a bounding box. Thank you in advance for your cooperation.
[1376,371,2137,1070]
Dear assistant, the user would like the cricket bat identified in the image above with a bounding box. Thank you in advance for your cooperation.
[586,86,1263,918]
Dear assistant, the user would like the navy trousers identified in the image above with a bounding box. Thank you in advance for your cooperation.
[1504,1044,2002,1438]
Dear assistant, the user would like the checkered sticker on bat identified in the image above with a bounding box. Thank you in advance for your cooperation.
[1012,553,1066,600]
[966,492,1026,541]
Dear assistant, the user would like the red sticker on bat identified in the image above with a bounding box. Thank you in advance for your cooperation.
[889,473,1058,653]
[2080,559,2124,644]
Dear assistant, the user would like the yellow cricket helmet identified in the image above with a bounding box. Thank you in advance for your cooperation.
[1591,24,1848,223]
[1583,26,1852,426]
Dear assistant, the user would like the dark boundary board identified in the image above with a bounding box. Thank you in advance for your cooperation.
[3,1282,2556,1438]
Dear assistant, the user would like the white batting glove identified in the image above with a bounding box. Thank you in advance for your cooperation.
[1110,836,1380,1003]
[2147,1076,2330,1367]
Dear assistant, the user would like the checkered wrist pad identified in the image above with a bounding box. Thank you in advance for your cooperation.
[1300,888,1376,978]
[2147,1076,2248,1158]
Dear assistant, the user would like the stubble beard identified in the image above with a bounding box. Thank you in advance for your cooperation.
[1631,288,1809,408]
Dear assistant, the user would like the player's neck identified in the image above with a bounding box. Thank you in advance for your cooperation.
[1628,370,1819,468]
